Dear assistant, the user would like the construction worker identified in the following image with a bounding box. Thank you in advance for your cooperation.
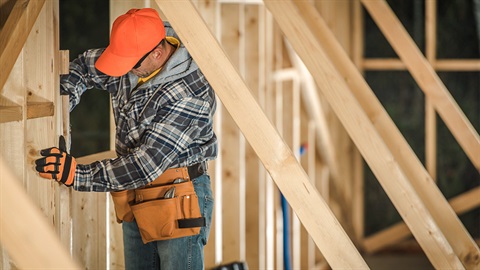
[35,8,217,269]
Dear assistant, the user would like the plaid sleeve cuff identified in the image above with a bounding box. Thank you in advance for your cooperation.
[73,163,95,192]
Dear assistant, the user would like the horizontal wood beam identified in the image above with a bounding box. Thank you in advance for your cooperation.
[0,102,55,122]
[364,186,480,253]
[0,0,46,92]
[361,0,480,171]
[27,102,54,119]
[0,105,22,123]
[0,157,81,269]
[155,0,368,268]
[267,0,464,269]
[292,1,480,268]
[363,58,480,71]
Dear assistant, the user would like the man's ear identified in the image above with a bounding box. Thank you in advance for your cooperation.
[151,47,164,59]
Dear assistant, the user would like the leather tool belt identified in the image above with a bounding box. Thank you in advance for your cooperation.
[110,163,207,243]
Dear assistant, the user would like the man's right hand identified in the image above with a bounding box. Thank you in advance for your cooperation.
[35,136,77,187]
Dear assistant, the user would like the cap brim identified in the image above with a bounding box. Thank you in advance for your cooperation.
[95,47,140,77]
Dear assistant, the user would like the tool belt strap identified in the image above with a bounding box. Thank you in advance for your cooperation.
[143,162,207,188]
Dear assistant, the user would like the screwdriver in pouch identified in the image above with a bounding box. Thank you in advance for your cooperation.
[164,187,176,199]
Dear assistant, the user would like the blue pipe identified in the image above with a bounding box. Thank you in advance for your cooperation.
[281,193,291,270]
[281,143,308,270]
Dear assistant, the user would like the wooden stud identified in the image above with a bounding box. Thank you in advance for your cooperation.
[219,3,243,263]
[58,50,70,75]
[244,3,262,269]
[351,0,365,245]
[361,0,480,171]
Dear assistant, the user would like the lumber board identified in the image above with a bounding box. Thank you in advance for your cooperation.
[0,158,80,269]
[361,0,480,171]
[265,0,464,269]
[363,58,480,71]
[364,187,480,253]
[58,50,70,75]
[56,95,73,249]
[0,105,22,123]
[220,4,244,263]
[351,0,365,244]
[26,101,54,119]
[154,0,368,268]
[434,60,480,71]
[261,8,274,270]
[244,4,262,269]
[293,1,480,268]
[0,0,45,91]
[218,4,245,262]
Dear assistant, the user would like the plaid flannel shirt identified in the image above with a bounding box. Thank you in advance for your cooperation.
[61,24,217,192]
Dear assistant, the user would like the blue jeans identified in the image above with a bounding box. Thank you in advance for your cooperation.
[123,174,214,270]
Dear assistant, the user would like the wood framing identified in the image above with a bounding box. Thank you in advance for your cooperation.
[292,0,480,268]
[264,0,465,268]
[361,0,480,171]
[155,0,368,268]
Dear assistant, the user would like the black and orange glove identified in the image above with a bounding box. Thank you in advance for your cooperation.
[35,136,77,187]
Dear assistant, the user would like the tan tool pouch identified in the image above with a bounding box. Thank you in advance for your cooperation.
[110,190,135,223]
[131,180,205,244]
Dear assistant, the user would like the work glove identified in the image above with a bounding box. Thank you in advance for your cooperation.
[35,135,77,187]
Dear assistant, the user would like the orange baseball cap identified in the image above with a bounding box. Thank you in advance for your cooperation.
[95,8,166,76]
